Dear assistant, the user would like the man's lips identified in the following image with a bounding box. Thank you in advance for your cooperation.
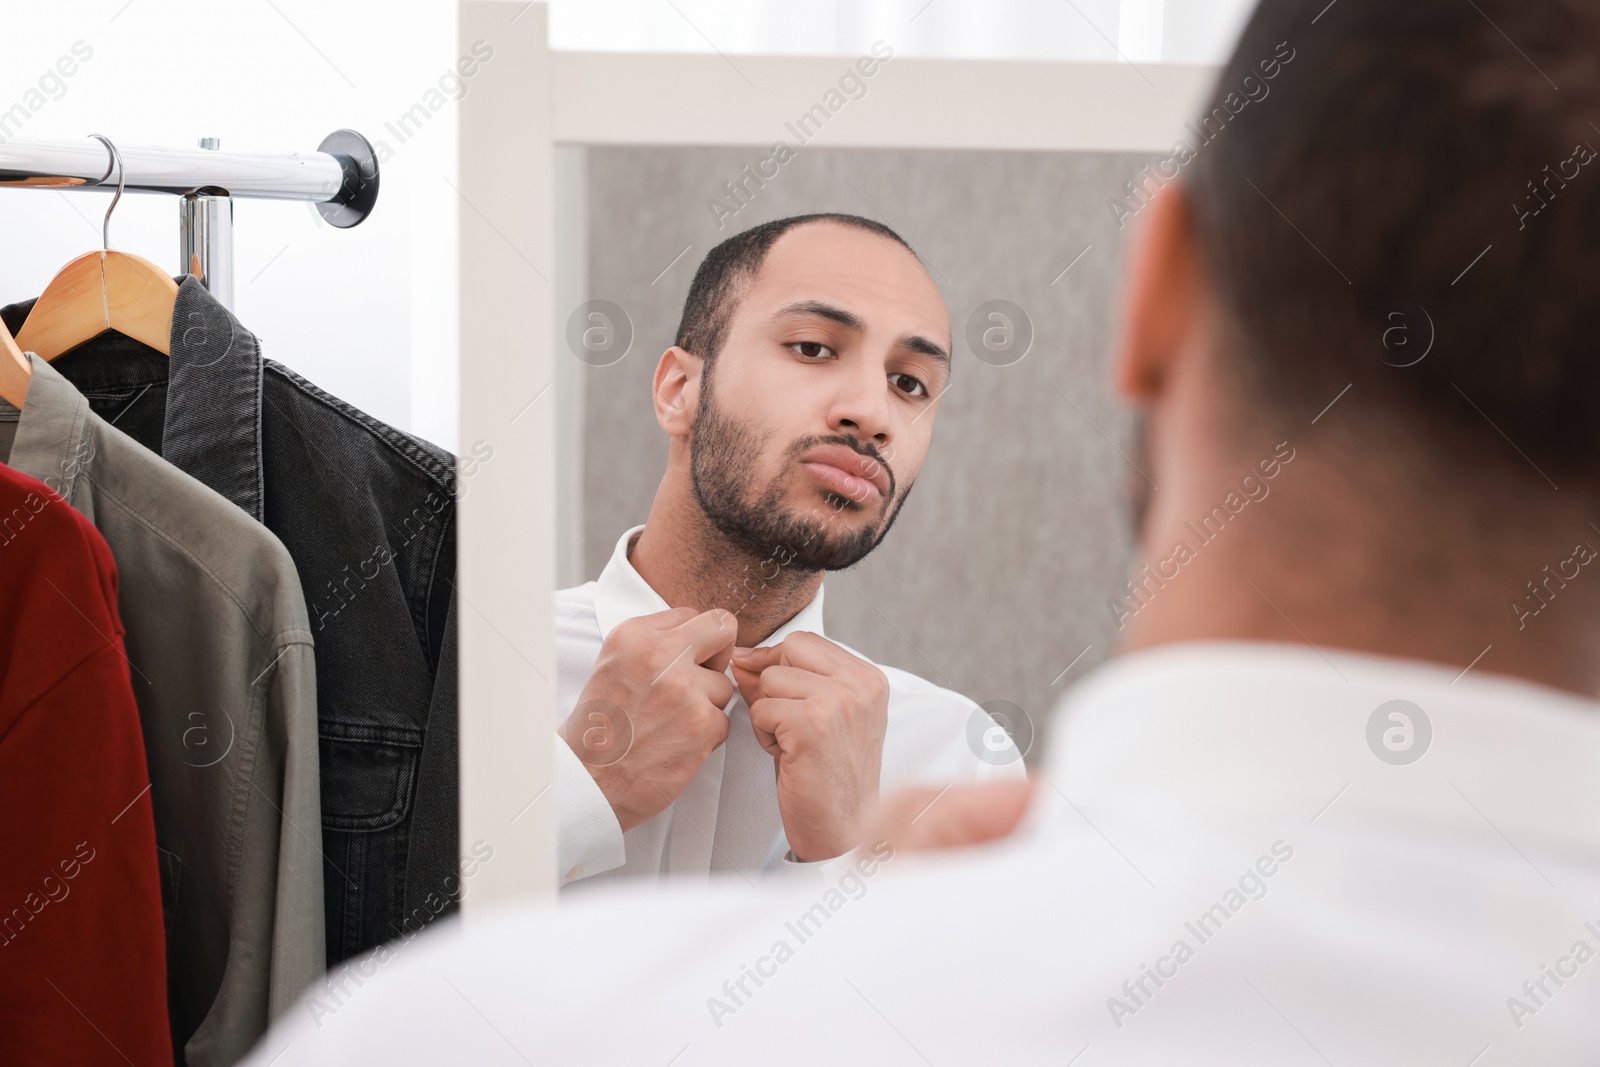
[798,445,890,503]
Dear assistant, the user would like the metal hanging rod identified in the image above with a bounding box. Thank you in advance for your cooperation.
[0,129,379,310]
[0,129,378,217]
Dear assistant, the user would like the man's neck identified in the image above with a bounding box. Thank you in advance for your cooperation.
[1119,447,1600,699]
[628,483,823,649]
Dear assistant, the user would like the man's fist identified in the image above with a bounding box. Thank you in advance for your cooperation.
[561,607,737,831]
[731,631,888,863]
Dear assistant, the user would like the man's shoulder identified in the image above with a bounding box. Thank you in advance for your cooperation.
[831,638,976,713]
[829,637,1026,777]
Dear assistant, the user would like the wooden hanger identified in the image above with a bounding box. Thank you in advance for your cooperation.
[13,134,178,364]
[0,318,28,408]
[14,251,178,360]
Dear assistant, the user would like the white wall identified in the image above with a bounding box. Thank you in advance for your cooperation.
[547,0,1257,62]
[0,0,462,449]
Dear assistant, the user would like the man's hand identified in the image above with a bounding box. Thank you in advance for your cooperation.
[730,632,888,863]
[861,781,1034,855]
[560,607,737,832]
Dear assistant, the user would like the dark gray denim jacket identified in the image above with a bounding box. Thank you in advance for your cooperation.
[2,278,463,969]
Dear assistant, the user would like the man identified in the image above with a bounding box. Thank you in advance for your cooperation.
[555,213,1023,888]
[245,0,1600,1062]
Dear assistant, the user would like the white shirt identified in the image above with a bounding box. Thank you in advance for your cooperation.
[556,525,1024,888]
[244,641,1600,1065]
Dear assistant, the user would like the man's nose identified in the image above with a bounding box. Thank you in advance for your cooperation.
[829,363,893,446]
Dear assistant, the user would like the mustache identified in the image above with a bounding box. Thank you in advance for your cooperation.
[789,434,897,501]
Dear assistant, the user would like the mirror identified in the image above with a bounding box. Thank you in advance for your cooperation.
[550,141,1161,885]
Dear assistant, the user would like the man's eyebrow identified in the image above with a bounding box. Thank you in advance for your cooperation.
[901,334,950,365]
[774,300,865,331]
[775,300,950,365]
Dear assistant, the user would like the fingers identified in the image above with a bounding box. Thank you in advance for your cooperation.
[864,781,1035,855]
[745,696,807,755]
[730,644,783,673]
[667,608,739,671]
[645,611,735,708]
[729,633,861,679]
[702,643,735,676]
[731,642,823,705]
[767,630,853,674]
[703,702,733,752]
[746,664,822,702]
[640,605,702,629]
[699,667,735,711]
[750,721,779,759]
[730,662,762,707]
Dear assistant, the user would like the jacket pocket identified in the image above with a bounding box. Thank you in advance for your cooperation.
[318,731,423,964]
[318,732,422,833]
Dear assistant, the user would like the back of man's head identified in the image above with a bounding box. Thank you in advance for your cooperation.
[1188,0,1600,492]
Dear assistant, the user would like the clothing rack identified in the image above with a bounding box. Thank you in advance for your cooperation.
[0,130,379,310]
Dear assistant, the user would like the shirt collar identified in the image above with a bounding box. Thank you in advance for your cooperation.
[0,274,265,521]
[2,355,94,503]
[592,524,827,649]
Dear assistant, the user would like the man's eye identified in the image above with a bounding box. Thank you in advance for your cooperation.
[788,341,833,359]
[891,372,929,398]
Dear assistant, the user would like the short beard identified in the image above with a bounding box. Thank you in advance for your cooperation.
[688,375,911,572]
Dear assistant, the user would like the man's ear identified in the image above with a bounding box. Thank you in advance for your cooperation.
[1113,182,1205,405]
[653,346,701,437]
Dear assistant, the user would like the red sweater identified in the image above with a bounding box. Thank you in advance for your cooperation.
[0,461,172,1065]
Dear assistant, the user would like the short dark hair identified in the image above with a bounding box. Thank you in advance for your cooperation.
[1188,0,1600,485]
[674,213,915,365]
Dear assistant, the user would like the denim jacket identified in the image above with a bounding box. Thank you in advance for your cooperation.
[2,277,462,968]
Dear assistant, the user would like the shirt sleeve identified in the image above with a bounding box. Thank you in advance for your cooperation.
[770,849,860,882]
[555,738,626,884]
[263,638,327,1019]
